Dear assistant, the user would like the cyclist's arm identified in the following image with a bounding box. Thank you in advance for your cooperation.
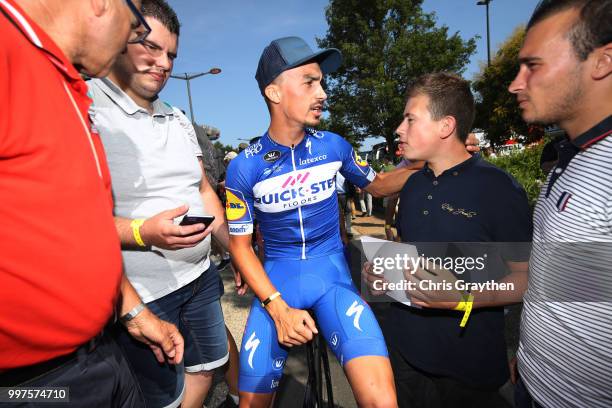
[229,235,318,347]
[365,167,417,197]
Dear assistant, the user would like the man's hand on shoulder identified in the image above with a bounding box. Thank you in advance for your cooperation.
[140,204,212,250]
[466,132,481,153]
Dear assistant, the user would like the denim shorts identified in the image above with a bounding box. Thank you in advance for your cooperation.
[114,263,229,408]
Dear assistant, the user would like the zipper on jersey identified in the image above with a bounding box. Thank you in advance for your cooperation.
[291,144,307,260]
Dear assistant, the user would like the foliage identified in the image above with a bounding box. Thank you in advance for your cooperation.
[317,0,477,148]
[473,26,544,148]
[213,141,236,154]
[485,144,546,208]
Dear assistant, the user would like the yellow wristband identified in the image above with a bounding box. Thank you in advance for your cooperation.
[453,292,472,311]
[384,224,392,229]
[261,291,281,308]
[131,218,146,247]
[459,294,474,328]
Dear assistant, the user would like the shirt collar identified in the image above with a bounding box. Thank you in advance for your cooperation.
[264,130,310,150]
[96,78,174,117]
[571,115,612,150]
[0,0,82,82]
[423,153,481,178]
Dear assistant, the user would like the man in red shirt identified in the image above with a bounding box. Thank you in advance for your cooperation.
[0,0,183,405]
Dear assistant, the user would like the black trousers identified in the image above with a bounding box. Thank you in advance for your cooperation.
[514,376,545,408]
[1,331,145,408]
[389,345,511,408]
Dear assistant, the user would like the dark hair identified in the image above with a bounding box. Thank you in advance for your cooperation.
[141,0,181,36]
[528,0,612,60]
[405,73,475,143]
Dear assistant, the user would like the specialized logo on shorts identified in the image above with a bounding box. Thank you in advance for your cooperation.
[329,332,339,350]
[264,150,281,162]
[273,357,285,370]
[245,141,263,158]
[345,301,364,331]
[244,332,260,369]
[225,189,248,221]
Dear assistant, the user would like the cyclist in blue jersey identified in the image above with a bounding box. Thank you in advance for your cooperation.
[225,36,415,408]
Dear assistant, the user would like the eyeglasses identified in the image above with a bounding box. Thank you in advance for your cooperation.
[124,0,151,44]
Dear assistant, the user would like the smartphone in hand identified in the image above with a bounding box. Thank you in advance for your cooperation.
[180,215,215,228]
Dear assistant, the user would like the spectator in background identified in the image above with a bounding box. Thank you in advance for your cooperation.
[194,123,223,190]
[194,124,232,270]
[0,0,182,405]
[508,1,612,407]
[88,1,240,406]
[357,186,373,217]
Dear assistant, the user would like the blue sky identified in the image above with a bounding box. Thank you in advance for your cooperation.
[159,0,537,151]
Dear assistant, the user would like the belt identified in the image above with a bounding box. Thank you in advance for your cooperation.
[0,331,104,387]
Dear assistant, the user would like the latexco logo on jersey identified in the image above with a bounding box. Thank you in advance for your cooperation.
[298,154,327,166]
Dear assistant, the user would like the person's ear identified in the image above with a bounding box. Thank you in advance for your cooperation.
[439,116,456,140]
[591,43,612,80]
[90,0,110,17]
[264,84,281,104]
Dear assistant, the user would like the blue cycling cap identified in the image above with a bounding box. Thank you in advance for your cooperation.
[255,36,342,94]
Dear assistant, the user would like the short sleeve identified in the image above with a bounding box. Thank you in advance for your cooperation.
[335,134,376,188]
[225,159,255,235]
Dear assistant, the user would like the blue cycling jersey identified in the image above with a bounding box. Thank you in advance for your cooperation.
[225,128,376,259]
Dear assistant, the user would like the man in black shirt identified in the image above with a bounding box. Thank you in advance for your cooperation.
[364,73,532,408]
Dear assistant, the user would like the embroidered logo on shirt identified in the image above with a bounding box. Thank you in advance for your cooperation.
[263,150,281,162]
[556,191,572,212]
[441,203,477,218]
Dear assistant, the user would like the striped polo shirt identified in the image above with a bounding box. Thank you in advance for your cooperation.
[518,115,612,408]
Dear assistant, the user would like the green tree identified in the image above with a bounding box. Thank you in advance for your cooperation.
[317,0,477,148]
[473,26,543,148]
[213,141,236,154]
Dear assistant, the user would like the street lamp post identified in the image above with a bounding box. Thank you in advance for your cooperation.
[170,67,221,123]
[477,0,492,66]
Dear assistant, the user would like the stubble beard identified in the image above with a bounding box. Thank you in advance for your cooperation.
[526,64,584,126]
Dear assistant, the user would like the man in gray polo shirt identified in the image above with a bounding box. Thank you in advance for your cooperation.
[88,1,239,407]
[508,1,612,407]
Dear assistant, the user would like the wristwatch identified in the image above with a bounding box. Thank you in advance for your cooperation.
[119,302,146,324]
